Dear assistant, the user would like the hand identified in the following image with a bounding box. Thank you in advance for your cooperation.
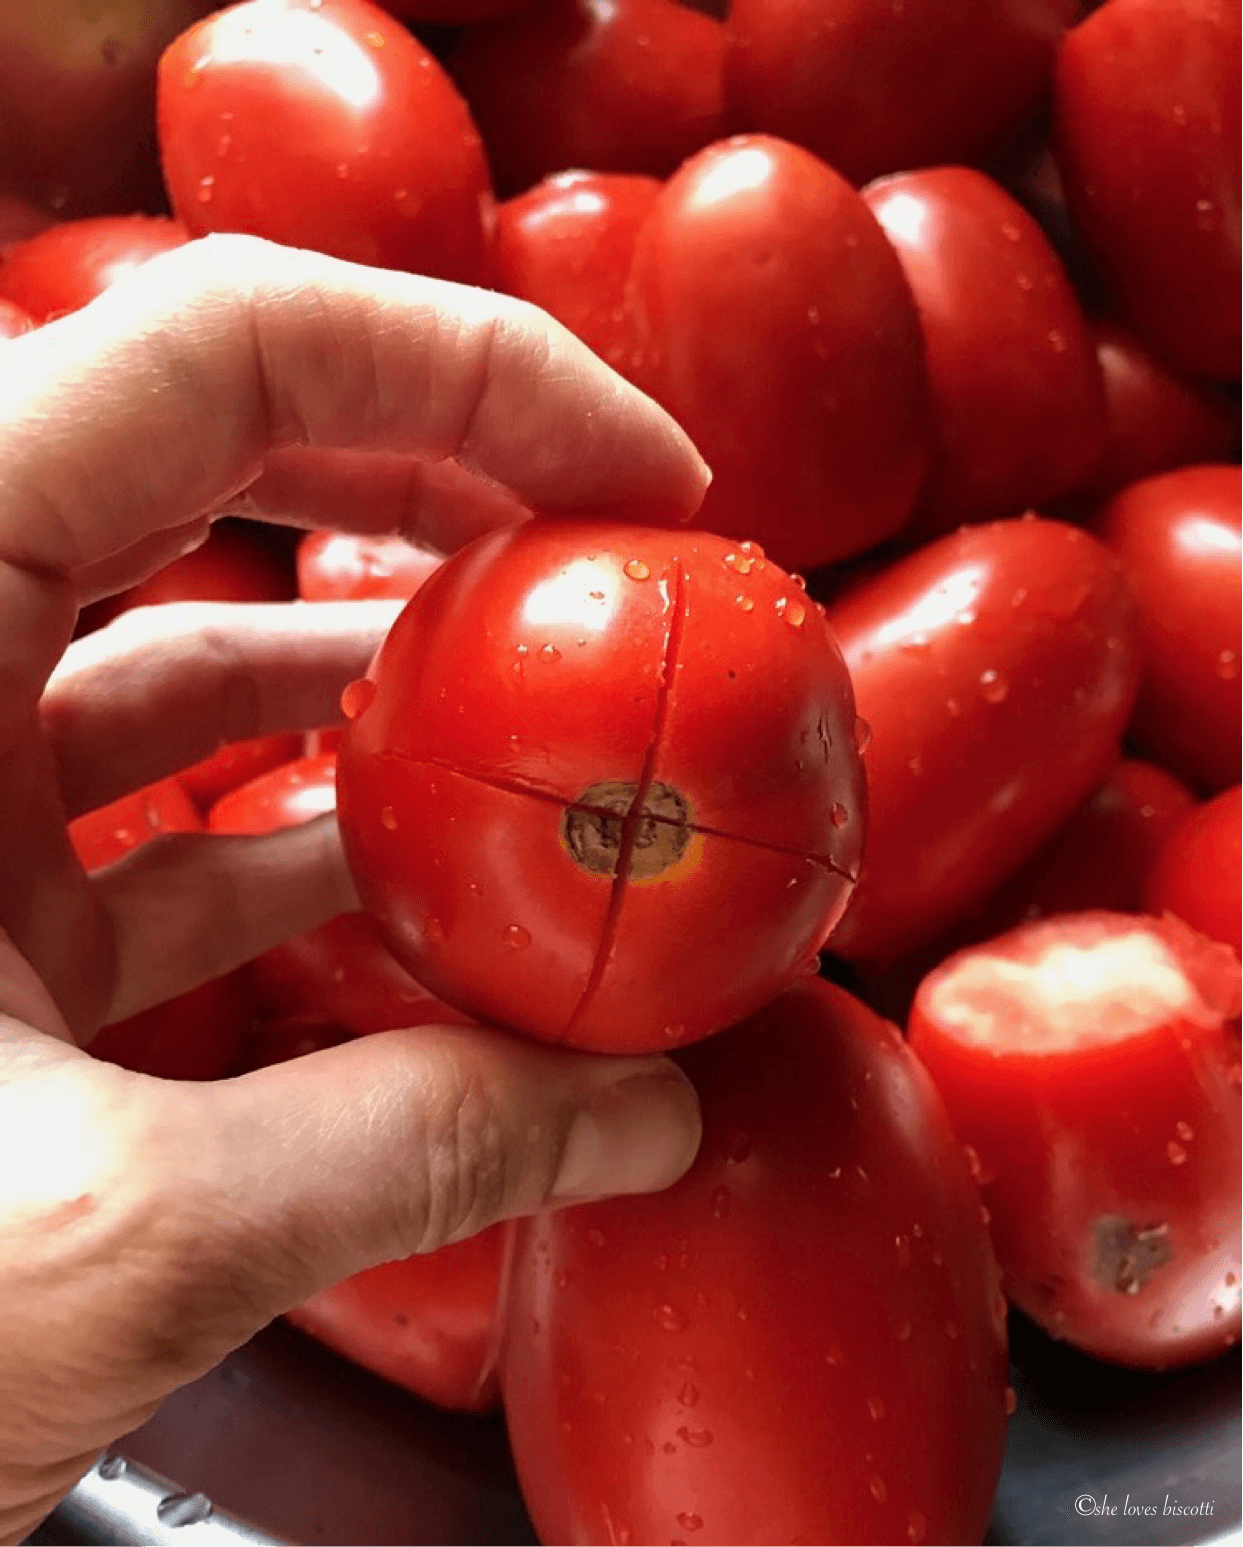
[0,235,707,1542]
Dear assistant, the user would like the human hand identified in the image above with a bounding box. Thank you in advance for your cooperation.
[0,235,707,1542]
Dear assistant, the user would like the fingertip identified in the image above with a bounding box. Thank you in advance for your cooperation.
[551,1061,702,1204]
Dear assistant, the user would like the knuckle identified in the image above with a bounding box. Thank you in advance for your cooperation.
[411,1051,512,1252]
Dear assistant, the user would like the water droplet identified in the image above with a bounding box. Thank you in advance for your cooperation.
[979,1204,991,1226]
[195,174,215,204]
[655,1303,687,1333]
[907,1506,927,1542]
[955,608,977,626]
[1167,1140,1188,1165]
[895,1234,912,1269]
[677,1426,714,1448]
[963,1144,982,1180]
[1000,220,1021,242]
[932,1247,944,1266]
[539,643,561,662]
[1016,271,1034,292]
[157,1494,213,1528]
[1004,1386,1018,1416]
[1175,1120,1195,1142]
[1195,198,1219,231]
[553,1268,570,1288]
[216,132,233,157]
[853,715,872,752]
[467,881,483,898]
[829,801,850,829]
[504,923,531,950]
[723,1128,752,1164]
[380,805,398,831]
[711,1185,731,1218]
[868,1475,888,1505]
[335,161,350,179]
[624,558,651,581]
[776,596,807,628]
[946,695,962,717]
[1047,328,1068,353]
[424,916,445,944]
[1216,649,1238,680]
[365,28,386,46]
[739,539,765,558]
[734,593,755,613]
[341,677,375,719]
[723,551,755,576]
[867,1395,885,1422]
[979,668,1009,703]
[587,1227,606,1247]
[791,572,808,590]
[678,1381,700,1406]
[825,1343,843,1365]
[1011,587,1029,608]
[895,1319,912,1342]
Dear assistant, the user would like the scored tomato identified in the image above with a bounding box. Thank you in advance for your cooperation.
[909,912,1241,1370]
[1145,786,1242,958]
[337,519,865,1053]
[503,977,1009,1547]
[0,215,188,324]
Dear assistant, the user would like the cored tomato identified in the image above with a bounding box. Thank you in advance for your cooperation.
[1096,465,1241,793]
[1146,786,1242,958]
[503,977,1009,1546]
[158,0,495,285]
[448,0,727,197]
[725,0,1071,188]
[1054,0,1242,379]
[827,517,1141,965]
[909,912,1241,1369]
[624,136,930,571]
[0,215,188,324]
[494,171,661,367]
[863,167,1105,535]
[296,531,444,603]
[0,297,33,338]
[338,519,865,1052]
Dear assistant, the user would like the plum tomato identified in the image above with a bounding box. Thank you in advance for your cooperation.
[158,0,496,285]
[0,215,188,324]
[69,777,201,872]
[909,911,1241,1369]
[503,977,1009,1547]
[826,517,1141,966]
[624,135,930,572]
[1096,464,1241,793]
[863,167,1105,536]
[337,519,865,1053]
[1054,0,1241,379]
[296,531,444,603]
[494,171,661,368]
[1146,786,1242,958]
[0,298,33,338]
[448,0,728,197]
[725,0,1072,188]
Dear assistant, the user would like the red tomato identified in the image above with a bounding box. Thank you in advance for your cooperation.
[1096,465,1241,793]
[725,0,1071,188]
[1146,786,1242,958]
[158,0,496,285]
[296,531,444,603]
[909,912,1241,1369]
[1054,0,1241,379]
[448,0,728,197]
[0,194,55,252]
[503,977,1009,1546]
[338,519,865,1052]
[236,1014,354,1073]
[624,136,930,572]
[494,171,661,367]
[69,780,251,1080]
[0,215,188,324]
[826,517,1141,966]
[0,297,33,338]
[863,167,1105,536]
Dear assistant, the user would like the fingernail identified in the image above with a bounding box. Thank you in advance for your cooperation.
[552,1065,702,1202]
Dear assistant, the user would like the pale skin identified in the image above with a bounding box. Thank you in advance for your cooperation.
[0,235,708,1543]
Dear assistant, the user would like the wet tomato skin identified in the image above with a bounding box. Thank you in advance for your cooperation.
[909,912,1242,1369]
[503,977,1009,1547]
[337,519,864,1052]
[296,531,444,603]
[1096,465,1241,794]
[827,517,1141,966]
[0,214,188,324]
[1146,786,1242,958]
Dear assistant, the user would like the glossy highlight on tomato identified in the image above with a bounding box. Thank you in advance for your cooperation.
[337,519,865,1052]
[0,214,188,324]
[296,531,444,603]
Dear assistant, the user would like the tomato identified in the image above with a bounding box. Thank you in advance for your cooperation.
[0,194,55,251]
[826,517,1141,966]
[0,297,33,339]
[503,977,1008,1546]
[69,779,251,1080]
[236,1014,354,1073]
[862,168,1105,536]
[338,518,865,1053]
[1096,465,1241,793]
[725,0,1071,188]
[909,912,1241,1369]
[158,0,496,285]
[296,531,444,603]
[624,136,930,572]
[378,0,531,19]
[494,171,661,368]
[0,215,188,324]
[1053,0,1241,379]
[448,0,727,197]
[1146,786,1242,958]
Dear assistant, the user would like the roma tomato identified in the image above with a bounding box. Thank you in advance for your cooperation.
[1054,0,1241,379]
[625,136,930,572]
[725,0,1071,188]
[863,167,1105,535]
[494,171,661,367]
[0,298,33,339]
[158,0,495,285]
[909,912,1241,1369]
[338,519,865,1053]
[1146,786,1242,958]
[448,0,727,197]
[1096,465,1241,793]
[503,978,1009,1547]
[296,531,444,603]
[827,517,1141,965]
[0,215,188,324]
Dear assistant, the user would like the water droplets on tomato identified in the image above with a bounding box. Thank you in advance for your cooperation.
[380,805,397,831]
[1175,1120,1195,1142]
[907,1507,928,1543]
[654,1303,687,1333]
[1167,1140,1188,1165]
[853,715,872,752]
[1216,649,1239,680]
[734,593,755,613]
[586,1227,606,1247]
[711,1185,730,1218]
[723,551,755,576]
[341,677,375,719]
[868,1474,888,1505]
[895,1319,912,1342]
[829,801,850,829]
[776,596,807,628]
[1195,198,1220,232]
[677,1382,700,1407]
[979,668,1009,704]
[504,923,532,950]
[195,175,215,204]
[867,1395,885,1422]
[676,1512,704,1533]
[677,1426,714,1448]
[624,558,651,581]
[539,643,561,662]
[424,916,445,945]
[895,1234,912,1269]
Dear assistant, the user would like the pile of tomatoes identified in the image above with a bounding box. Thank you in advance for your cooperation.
[2,0,1239,1541]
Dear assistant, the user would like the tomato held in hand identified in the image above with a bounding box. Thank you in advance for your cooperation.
[863,168,1105,535]
[338,519,865,1052]
[725,0,1071,188]
[1097,465,1241,793]
[494,171,661,368]
[827,517,1141,966]
[296,531,444,603]
[158,0,495,285]
[625,136,930,572]
[448,0,727,197]
[1146,786,1242,958]
[1054,0,1242,379]
[504,977,1009,1547]
[909,912,1241,1369]
[0,215,188,324]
